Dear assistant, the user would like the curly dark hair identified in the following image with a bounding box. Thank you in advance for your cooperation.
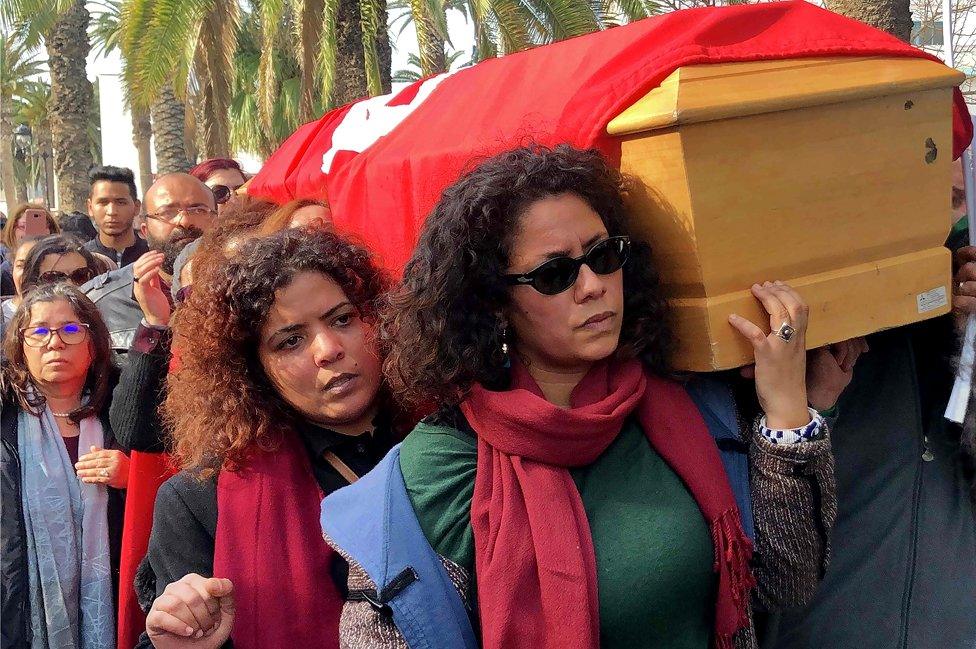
[164,228,392,476]
[383,144,674,408]
[2,282,116,423]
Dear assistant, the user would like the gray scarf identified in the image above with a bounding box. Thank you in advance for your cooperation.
[18,405,115,648]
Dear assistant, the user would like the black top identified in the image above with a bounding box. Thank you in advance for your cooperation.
[84,235,150,269]
[133,419,396,649]
[1,393,126,649]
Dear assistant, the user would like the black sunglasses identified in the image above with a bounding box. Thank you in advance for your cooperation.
[211,184,242,205]
[38,268,96,286]
[504,236,631,295]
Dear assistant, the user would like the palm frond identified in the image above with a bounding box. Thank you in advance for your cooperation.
[257,0,286,126]
[89,0,122,59]
[122,0,209,107]
[1,0,72,47]
[316,0,339,106]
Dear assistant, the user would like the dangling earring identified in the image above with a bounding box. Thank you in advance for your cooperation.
[500,323,509,355]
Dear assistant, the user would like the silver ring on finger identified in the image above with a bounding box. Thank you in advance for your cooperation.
[100,468,109,478]
[773,321,796,342]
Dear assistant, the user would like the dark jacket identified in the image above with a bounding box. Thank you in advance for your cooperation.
[132,422,396,649]
[767,228,976,649]
[108,324,172,453]
[1,390,126,649]
[84,235,149,270]
[81,265,144,355]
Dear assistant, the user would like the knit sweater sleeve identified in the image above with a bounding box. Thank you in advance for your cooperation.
[747,421,837,612]
[397,419,478,572]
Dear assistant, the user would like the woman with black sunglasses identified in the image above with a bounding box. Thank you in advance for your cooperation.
[20,235,101,294]
[321,145,843,649]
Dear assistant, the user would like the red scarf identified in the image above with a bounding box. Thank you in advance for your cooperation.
[461,359,755,649]
[213,430,342,649]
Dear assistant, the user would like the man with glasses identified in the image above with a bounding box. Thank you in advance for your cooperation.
[82,173,218,356]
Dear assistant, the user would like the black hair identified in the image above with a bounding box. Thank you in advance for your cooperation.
[383,144,674,408]
[89,165,138,202]
[21,235,101,294]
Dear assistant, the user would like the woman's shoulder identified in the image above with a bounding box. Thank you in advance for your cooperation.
[154,471,218,534]
[398,406,478,568]
[400,406,478,474]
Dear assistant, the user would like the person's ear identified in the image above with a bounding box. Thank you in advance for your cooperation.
[140,221,148,238]
[86,198,94,218]
[134,199,141,214]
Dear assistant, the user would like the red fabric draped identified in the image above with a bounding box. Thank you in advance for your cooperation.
[117,451,177,649]
[248,1,973,274]
[213,430,342,649]
[461,359,755,649]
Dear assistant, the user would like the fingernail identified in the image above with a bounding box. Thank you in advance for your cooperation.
[195,629,204,638]
[185,627,194,636]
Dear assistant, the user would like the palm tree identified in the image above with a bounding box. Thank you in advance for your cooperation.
[90,0,153,192]
[119,0,237,166]
[13,80,54,202]
[391,0,608,77]
[2,0,96,212]
[392,49,467,81]
[1,32,44,208]
[826,0,912,42]
[231,12,327,157]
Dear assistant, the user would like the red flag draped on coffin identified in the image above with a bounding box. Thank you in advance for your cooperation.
[247,0,974,273]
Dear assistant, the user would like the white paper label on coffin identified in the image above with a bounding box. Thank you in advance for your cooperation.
[916,286,949,313]
[321,71,458,174]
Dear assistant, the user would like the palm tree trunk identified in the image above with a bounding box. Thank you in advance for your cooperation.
[150,83,191,174]
[0,94,17,210]
[411,0,446,76]
[826,0,912,42]
[46,0,95,212]
[376,0,392,93]
[335,0,369,105]
[131,108,153,194]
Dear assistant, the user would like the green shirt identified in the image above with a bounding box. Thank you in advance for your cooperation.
[399,417,716,649]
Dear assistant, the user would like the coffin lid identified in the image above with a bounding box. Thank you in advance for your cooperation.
[607,56,967,136]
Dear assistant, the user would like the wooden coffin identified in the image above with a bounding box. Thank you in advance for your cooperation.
[609,57,967,371]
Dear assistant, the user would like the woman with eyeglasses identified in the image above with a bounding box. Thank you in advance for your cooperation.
[320,145,842,649]
[137,228,402,649]
[20,235,101,295]
[1,283,129,648]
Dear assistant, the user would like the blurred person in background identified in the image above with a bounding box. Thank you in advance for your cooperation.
[255,198,332,235]
[189,158,247,218]
[19,235,101,296]
[59,211,99,244]
[83,173,218,355]
[85,167,149,268]
[1,204,60,294]
[0,236,45,337]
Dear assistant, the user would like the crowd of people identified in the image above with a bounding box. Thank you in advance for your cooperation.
[0,144,973,649]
